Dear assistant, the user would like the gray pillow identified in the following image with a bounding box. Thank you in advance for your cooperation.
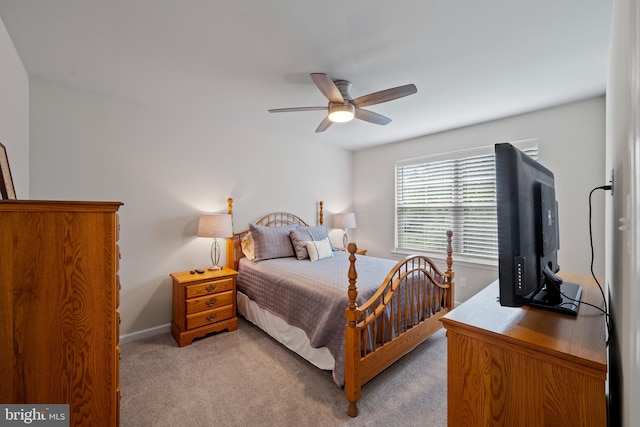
[290,225,331,260]
[248,223,298,261]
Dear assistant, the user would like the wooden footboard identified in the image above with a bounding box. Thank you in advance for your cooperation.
[344,231,454,417]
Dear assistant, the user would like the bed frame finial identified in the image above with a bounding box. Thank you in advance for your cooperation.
[346,242,358,311]
[226,198,234,269]
[319,201,324,225]
[445,229,455,307]
[345,241,360,417]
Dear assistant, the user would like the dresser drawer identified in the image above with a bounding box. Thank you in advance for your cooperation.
[116,274,121,309]
[186,290,234,315]
[116,213,120,242]
[186,305,234,330]
[186,277,234,299]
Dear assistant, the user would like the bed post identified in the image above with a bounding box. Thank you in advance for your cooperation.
[226,197,234,269]
[445,230,455,309]
[344,242,361,417]
[319,200,324,225]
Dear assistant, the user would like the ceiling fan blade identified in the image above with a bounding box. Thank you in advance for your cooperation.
[315,116,333,133]
[355,108,392,125]
[268,107,327,113]
[310,73,344,103]
[352,84,417,108]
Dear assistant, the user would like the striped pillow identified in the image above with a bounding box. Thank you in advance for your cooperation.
[305,238,333,262]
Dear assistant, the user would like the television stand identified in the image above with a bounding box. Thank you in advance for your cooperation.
[529,264,582,315]
[441,273,607,426]
[530,281,582,315]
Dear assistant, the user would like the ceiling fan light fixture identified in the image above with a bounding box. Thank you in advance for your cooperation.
[268,73,416,132]
[328,103,355,123]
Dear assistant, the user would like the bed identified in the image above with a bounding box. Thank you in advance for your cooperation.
[224,198,454,417]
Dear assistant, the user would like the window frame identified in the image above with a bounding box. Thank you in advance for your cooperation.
[394,139,538,266]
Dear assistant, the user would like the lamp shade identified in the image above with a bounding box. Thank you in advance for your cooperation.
[197,214,233,238]
[334,212,357,230]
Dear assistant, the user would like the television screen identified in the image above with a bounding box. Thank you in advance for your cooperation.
[495,142,582,315]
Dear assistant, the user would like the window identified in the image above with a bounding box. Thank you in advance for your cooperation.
[395,140,538,263]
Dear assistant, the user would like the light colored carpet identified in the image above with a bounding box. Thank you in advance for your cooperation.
[120,317,447,427]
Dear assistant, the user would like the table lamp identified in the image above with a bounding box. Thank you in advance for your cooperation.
[197,213,233,270]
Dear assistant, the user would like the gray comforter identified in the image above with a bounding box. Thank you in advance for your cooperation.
[236,251,397,386]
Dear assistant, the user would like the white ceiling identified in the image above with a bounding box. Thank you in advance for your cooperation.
[0,0,612,151]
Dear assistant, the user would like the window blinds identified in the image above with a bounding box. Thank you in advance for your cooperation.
[395,140,538,262]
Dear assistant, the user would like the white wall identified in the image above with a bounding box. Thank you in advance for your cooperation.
[0,16,28,198]
[606,0,640,425]
[28,78,353,339]
[353,97,606,304]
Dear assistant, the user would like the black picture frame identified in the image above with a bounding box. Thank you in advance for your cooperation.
[0,142,16,200]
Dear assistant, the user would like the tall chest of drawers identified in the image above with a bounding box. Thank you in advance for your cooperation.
[0,200,123,426]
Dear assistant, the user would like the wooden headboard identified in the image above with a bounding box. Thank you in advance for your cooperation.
[225,198,324,270]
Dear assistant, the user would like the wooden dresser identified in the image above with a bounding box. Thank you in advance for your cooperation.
[170,267,238,347]
[0,200,123,426]
[441,273,607,427]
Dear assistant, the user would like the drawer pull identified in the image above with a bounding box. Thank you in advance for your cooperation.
[206,314,217,322]
[205,285,216,293]
[206,298,217,307]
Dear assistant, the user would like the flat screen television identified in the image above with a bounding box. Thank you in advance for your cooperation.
[495,142,582,315]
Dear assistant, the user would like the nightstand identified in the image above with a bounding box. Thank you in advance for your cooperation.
[170,267,238,347]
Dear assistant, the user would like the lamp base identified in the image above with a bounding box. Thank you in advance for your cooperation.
[342,230,349,251]
[208,240,223,271]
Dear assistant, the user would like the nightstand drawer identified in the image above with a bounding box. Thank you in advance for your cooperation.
[186,277,235,299]
[186,305,233,330]
[186,290,234,315]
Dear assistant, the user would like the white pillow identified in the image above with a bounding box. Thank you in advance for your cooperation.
[241,232,255,261]
[305,238,333,262]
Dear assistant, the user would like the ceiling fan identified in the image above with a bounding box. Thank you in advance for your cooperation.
[268,73,417,133]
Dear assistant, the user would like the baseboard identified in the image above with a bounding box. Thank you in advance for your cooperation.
[119,323,171,344]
